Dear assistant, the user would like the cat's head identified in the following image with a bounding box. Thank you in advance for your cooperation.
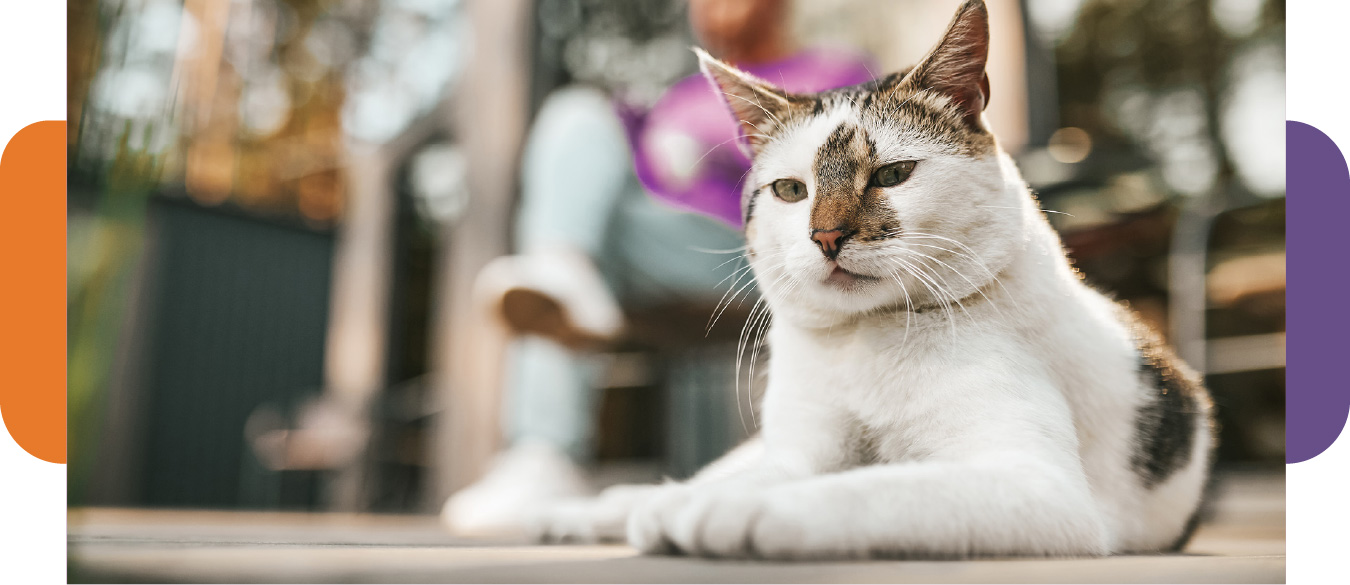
[700,0,1026,326]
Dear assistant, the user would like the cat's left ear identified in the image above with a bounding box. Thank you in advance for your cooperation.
[906,0,992,129]
[696,48,794,153]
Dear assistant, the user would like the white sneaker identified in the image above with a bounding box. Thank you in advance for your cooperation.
[440,441,595,536]
[474,248,625,349]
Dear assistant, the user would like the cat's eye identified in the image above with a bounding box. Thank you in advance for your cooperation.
[771,179,807,203]
[871,161,917,188]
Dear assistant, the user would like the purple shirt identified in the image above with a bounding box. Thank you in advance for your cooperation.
[625,48,877,228]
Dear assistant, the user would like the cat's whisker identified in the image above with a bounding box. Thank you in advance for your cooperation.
[977,204,1074,217]
[907,251,977,322]
[691,134,769,172]
[707,262,757,334]
[734,272,786,433]
[907,253,976,343]
[710,252,754,277]
[735,265,796,422]
[719,91,786,129]
[901,233,1014,301]
[708,252,790,335]
[908,248,1008,324]
[907,243,1014,307]
[887,256,959,342]
[747,280,790,430]
[745,271,803,429]
[691,244,750,255]
[733,296,767,436]
[881,87,933,120]
[886,265,915,348]
[712,255,755,288]
[708,252,786,335]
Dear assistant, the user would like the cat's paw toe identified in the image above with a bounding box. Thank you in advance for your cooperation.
[743,490,859,561]
[685,491,763,557]
[657,486,776,558]
[626,486,690,554]
[528,499,597,543]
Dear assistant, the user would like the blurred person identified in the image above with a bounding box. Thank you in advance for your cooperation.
[442,0,875,534]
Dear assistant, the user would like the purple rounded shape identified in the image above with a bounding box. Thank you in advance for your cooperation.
[1286,120,1350,464]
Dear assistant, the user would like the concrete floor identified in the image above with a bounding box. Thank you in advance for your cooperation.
[68,469,1284,584]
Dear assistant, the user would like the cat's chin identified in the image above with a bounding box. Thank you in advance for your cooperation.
[822,260,879,290]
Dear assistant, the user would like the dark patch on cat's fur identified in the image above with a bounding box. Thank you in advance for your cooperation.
[1114,304,1213,491]
[1165,444,1221,552]
[745,186,761,226]
[1134,357,1195,488]
[1166,502,1204,552]
[855,423,884,466]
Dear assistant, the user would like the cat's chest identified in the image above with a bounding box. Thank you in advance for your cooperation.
[777,321,981,414]
[772,318,1020,463]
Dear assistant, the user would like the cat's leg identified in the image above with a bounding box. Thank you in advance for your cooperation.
[695,456,1110,559]
[626,397,857,554]
[531,436,766,542]
[639,373,1112,559]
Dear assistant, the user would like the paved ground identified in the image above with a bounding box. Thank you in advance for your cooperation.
[68,469,1283,583]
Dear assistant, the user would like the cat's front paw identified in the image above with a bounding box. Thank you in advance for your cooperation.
[531,483,665,543]
[740,487,864,560]
[627,484,852,559]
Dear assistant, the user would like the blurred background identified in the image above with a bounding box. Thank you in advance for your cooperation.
[67,0,1285,518]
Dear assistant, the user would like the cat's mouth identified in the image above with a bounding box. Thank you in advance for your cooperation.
[823,260,879,288]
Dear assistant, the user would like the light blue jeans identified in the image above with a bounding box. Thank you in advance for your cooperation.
[505,87,748,461]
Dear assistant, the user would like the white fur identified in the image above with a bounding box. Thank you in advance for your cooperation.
[534,100,1210,559]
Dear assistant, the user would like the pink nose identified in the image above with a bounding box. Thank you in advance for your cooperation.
[811,228,851,259]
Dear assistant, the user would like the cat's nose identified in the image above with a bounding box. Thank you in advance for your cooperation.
[810,228,853,259]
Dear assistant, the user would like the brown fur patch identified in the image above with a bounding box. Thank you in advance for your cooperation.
[808,122,901,246]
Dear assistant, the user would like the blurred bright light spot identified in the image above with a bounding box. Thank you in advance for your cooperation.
[644,127,702,190]
[285,42,329,83]
[304,18,357,70]
[562,32,688,105]
[1047,127,1092,163]
[93,66,171,119]
[1161,140,1218,196]
[394,0,461,18]
[1026,0,1086,43]
[1222,43,1284,197]
[342,1,464,143]
[1137,87,1217,196]
[239,68,292,137]
[224,0,280,73]
[1105,172,1165,213]
[399,30,462,104]
[343,80,417,143]
[410,143,469,224]
[133,0,190,56]
[1212,0,1264,38]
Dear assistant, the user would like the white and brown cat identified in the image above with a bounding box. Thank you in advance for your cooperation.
[534,0,1214,559]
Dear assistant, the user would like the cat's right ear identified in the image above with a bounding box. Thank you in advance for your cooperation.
[696,48,793,154]
[905,0,991,130]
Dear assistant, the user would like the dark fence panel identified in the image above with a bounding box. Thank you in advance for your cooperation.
[136,198,334,509]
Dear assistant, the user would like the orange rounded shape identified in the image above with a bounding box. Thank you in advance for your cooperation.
[0,120,67,464]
